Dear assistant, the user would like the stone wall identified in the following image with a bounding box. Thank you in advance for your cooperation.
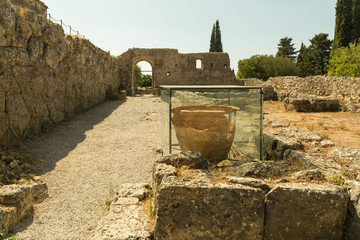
[153,162,351,240]
[0,0,120,146]
[117,48,236,95]
[267,76,360,100]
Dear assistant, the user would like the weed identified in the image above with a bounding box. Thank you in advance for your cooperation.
[271,151,279,161]
[0,230,18,240]
[318,121,324,126]
[98,185,117,214]
[324,103,329,111]
[331,174,349,188]
[341,103,348,112]
[312,105,319,112]
[340,124,346,130]
[320,133,329,140]
[307,125,315,132]
[324,127,328,130]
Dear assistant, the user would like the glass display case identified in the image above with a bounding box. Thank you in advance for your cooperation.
[160,85,265,161]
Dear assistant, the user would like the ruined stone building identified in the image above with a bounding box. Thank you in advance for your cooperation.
[117,48,236,95]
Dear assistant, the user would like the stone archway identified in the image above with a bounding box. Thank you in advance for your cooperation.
[132,56,155,95]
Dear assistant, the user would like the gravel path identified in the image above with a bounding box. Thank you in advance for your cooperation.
[13,96,161,240]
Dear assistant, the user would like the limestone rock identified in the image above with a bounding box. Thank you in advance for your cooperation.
[320,139,335,148]
[263,132,303,160]
[0,0,15,47]
[346,180,360,240]
[0,112,9,140]
[0,184,33,234]
[0,71,21,95]
[265,183,349,240]
[154,176,265,240]
[5,94,31,136]
[153,163,177,192]
[158,152,210,169]
[92,184,152,240]
[227,176,270,192]
[0,85,5,112]
[289,169,325,181]
[27,36,44,62]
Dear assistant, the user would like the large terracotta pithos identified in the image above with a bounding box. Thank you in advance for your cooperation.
[171,105,239,163]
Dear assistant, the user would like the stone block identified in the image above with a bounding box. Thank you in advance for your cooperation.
[0,184,33,234]
[5,94,31,136]
[346,181,360,240]
[0,112,8,140]
[265,183,349,240]
[0,86,5,112]
[158,152,210,170]
[154,176,265,240]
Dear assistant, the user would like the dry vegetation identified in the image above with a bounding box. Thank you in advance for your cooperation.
[264,100,360,149]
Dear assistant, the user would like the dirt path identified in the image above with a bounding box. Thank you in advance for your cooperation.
[12,96,161,240]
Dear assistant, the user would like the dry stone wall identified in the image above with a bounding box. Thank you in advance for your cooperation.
[0,0,120,146]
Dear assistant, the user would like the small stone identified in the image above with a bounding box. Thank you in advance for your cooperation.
[290,169,325,181]
[320,140,335,148]
[9,160,19,169]
[33,176,42,181]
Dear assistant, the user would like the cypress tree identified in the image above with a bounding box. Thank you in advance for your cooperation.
[351,0,360,43]
[333,0,354,49]
[209,24,216,52]
[215,20,223,52]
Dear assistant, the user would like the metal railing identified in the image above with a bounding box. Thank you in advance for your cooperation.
[48,13,86,39]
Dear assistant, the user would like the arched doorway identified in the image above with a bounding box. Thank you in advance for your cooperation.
[131,57,155,95]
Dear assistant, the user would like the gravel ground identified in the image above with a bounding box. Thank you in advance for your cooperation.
[12,95,161,240]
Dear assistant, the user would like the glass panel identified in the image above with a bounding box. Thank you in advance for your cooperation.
[161,89,170,155]
[161,87,263,161]
[230,89,262,160]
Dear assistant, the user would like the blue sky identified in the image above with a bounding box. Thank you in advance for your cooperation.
[42,0,337,72]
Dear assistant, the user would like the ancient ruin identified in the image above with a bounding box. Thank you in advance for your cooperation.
[117,48,236,95]
[1,0,360,239]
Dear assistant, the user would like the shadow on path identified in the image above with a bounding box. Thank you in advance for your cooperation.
[24,100,126,176]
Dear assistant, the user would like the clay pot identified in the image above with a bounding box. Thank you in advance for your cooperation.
[171,105,239,163]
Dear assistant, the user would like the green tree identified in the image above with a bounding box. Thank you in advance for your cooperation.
[209,20,223,52]
[237,55,267,80]
[236,55,298,80]
[137,74,152,87]
[215,20,223,52]
[297,43,313,76]
[328,42,360,77]
[134,65,142,85]
[209,24,216,52]
[333,0,357,49]
[276,37,297,61]
[308,33,332,75]
[351,0,360,43]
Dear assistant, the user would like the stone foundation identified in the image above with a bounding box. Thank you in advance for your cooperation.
[0,182,48,234]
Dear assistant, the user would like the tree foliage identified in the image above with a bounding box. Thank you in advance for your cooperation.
[134,65,142,85]
[209,24,216,52]
[309,33,332,75]
[297,34,332,76]
[136,74,152,87]
[209,20,223,52]
[276,37,297,61]
[236,55,298,80]
[333,0,360,50]
[328,42,360,77]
